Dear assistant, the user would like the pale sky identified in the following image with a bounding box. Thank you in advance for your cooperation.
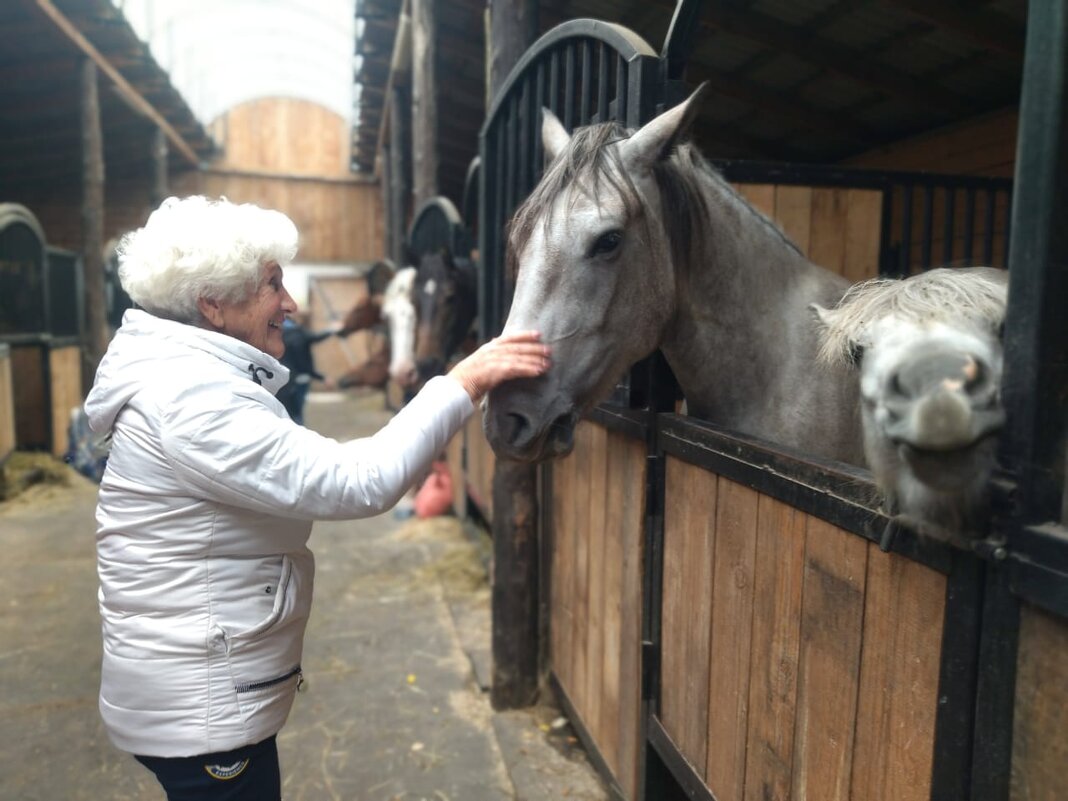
[113,0,356,127]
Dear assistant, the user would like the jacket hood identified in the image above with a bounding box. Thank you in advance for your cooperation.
[85,309,289,435]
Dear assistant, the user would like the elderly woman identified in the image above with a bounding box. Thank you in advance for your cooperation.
[84,196,549,800]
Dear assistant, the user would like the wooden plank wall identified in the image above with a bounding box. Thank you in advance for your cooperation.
[659,457,946,801]
[1011,604,1068,801]
[47,345,81,458]
[551,421,646,799]
[174,170,382,265]
[209,98,351,178]
[734,184,882,283]
[0,346,14,461]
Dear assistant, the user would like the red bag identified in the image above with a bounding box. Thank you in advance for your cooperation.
[414,461,454,518]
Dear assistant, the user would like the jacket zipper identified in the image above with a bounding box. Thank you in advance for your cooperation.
[234,665,302,694]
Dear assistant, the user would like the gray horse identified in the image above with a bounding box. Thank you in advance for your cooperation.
[484,86,863,465]
[813,266,1007,538]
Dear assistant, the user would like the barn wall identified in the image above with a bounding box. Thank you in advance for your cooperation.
[173,170,383,264]
[208,97,353,178]
[846,109,1018,179]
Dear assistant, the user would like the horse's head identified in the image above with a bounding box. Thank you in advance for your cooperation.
[413,251,478,384]
[813,267,1007,534]
[484,87,706,462]
[381,267,418,388]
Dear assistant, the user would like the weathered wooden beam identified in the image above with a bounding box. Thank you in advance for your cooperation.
[31,0,201,165]
[81,58,108,375]
[150,126,168,208]
[411,0,438,206]
[389,83,410,264]
[372,0,411,176]
[487,0,540,712]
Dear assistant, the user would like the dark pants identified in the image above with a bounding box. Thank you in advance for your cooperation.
[135,735,280,801]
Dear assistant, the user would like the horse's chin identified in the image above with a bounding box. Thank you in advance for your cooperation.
[894,435,998,492]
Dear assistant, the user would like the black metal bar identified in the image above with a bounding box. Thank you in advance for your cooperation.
[982,188,996,266]
[597,41,609,122]
[970,566,1020,801]
[518,77,531,198]
[549,673,629,801]
[492,120,506,334]
[616,54,628,125]
[899,184,913,276]
[534,60,546,180]
[963,186,976,265]
[580,39,592,124]
[928,554,984,801]
[587,404,648,441]
[1000,0,1068,524]
[878,184,895,277]
[549,47,560,117]
[1010,555,1068,618]
[944,187,956,264]
[921,185,934,270]
[563,43,575,130]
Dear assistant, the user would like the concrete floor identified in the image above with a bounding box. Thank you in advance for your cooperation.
[0,388,608,801]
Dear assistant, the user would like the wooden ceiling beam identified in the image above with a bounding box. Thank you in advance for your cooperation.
[28,0,202,165]
[700,0,977,116]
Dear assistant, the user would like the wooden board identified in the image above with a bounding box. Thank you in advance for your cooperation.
[47,345,81,458]
[10,344,48,451]
[0,346,14,461]
[1011,604,1068,801]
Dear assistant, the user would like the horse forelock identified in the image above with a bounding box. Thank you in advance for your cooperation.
[816,268,1007,366]
[507,122,637,279]
[383,266,416,312]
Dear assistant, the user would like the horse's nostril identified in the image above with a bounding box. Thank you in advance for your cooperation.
[505,412,530,446]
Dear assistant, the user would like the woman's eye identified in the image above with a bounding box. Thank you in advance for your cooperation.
[588,230,623,258]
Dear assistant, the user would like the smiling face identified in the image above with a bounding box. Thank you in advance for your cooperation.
[203,261,297,358]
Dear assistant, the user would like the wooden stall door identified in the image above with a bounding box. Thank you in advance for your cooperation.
[658,459,945,801]
[48,345,81,458]
[306,276,378,383]
[551,422,646,799]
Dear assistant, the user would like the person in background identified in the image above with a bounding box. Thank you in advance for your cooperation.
[83,195,550,801]
[276,313,339,425]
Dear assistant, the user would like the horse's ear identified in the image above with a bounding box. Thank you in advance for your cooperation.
[622,82,708,172]
[542,107,571,164]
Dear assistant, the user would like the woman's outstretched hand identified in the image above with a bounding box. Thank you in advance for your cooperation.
[448,330,551,403]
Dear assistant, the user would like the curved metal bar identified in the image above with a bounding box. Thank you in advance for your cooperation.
[481,18,658,138]
[407,195,470,259]
[0,203,47,245]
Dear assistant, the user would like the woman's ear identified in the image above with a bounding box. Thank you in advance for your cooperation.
[197,296,225,329]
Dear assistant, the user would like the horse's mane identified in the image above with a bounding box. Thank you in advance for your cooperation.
[816,267,1008,366]
[506,120,800,280]
[383,266,416,313]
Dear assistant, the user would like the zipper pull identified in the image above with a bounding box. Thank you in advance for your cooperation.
[296,671,307,693]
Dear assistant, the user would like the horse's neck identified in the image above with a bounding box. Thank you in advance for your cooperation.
[660,178,861,462]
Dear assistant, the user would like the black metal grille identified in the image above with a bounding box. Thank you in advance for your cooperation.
[0,220,46,335]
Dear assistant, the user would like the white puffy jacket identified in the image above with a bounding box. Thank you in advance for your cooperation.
[84,310,473,757]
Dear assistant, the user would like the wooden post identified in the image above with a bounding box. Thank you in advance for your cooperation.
[378,148,395,265]
[389,84,410,265]
[150,126,168,209]
[487,0,540,711]
[81,58,107,374]
[410,0,438,207]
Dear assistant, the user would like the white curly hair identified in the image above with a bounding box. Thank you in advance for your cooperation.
[118,196,299,323]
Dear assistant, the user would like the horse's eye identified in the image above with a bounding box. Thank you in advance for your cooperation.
[848,342,865,368]
[588,230,623,258]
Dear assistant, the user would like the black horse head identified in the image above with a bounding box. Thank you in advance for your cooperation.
[413,250,478,383]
